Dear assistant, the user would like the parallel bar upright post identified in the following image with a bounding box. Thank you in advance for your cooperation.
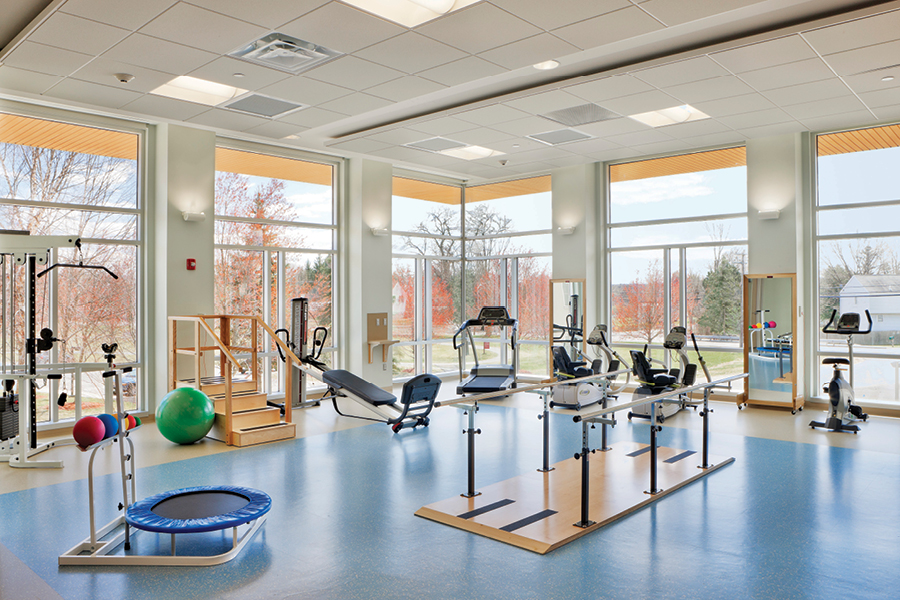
[648,401,659,495]
[538,391,553,472]
[462,405,480,498]
[575,420,594,528]
[701,388,710,469]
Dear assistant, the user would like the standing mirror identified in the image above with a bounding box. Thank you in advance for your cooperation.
[742,273,802,413]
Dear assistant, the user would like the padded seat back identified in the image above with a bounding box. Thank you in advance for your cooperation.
[552,346,591,378]
[399,374,441,406]
[630,351,676,389]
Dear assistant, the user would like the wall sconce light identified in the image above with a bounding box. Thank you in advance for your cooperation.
[371,227,390,237]
[182,211,206,222]
[758,209,781,221]
[557,226,575,235]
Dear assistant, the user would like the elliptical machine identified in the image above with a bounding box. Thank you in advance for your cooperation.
[810,310,871,434]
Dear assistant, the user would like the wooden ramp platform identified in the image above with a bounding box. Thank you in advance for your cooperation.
[415,441,733,554]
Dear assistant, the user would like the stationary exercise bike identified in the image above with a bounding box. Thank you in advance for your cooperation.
[810,310,871,434]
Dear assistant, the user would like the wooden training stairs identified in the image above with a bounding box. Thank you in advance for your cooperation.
[168,316,301,447]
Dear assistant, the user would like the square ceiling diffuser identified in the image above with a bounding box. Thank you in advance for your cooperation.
[229,33,342,74]
[540,103,620,127]
[222,93,307,118]
[528,129,592,146]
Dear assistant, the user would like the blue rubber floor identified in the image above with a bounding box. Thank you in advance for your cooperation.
[2,404,899,600]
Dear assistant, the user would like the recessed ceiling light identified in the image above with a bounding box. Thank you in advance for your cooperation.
[533,60,560,71]
[150,76,247,106]
[341,0,481,28]
[233,72,245,78]
[628,105,710,127]
[438,145,505,160]
[883,75,895,82]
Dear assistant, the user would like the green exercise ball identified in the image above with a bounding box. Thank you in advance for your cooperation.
[156,387,215,445]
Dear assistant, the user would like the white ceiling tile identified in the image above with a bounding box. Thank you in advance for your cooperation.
[189,57,290,92]
[409,117,481,136]
[418,56,508,87]
[843,71,900,95]
[821,39,900,77]
[486,137,549,154]
[803,10,900,56]
[639,0,761,27]
[504,91,588,116]
[629,139,691,156]
[599,90,682,115]
[447,128,515,146]
[576,117,647,137]
[365,76,447,102]
[496,146,571,163]
[327,138,391,154]
[858,86,900,109]
[762,78,853,107]
[544,154,593,168]
[738,58,834,91]
[43,78,143,109]
[718,108,794,130]
[60,0,176,31]
[490,115,560,136]
[121,94,209,120]
[416,3,541,54]
[565,75,654,103]
[363,128,429,145]
[691,93,776,118]
[369,145,441,164]
[456,104,532,127]
[783,96,866,120]
[666,76,756,104]
[304,56,404,91]
[711,35,817,74]
[657,119,732,139]
[478,33,580,71]
[355,33,467,75]
[184,0,330,30]
[490,0,631,31]
[678,131,746,148]
[605,129,676,147]
[555,137,621,155]
[493,162,554,176]
[278,107,346,128]
[185,108,270,132]
[634,57,730,88]
[103,34,217,75]
[258,77,353,107]
[71,58,175,93]
[29,12,129,56]
[279,3,405,54]
[552,6,664,51]
[139,3,267,54]
[0,66,62,95]
[318,92,394,116]
[588,148,645,162]
[870,105,900,123]
[735,121,807,138]
[2,42,92,77]
[798,110,878,133]
[244,120,308,139]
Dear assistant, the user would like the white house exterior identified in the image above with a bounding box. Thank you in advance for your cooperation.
[839,275,900,332]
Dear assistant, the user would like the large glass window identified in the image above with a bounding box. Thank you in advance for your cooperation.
[0,112,142,423]
[214,146,336,396]
[609,148,748,387]
[816,124,900,404]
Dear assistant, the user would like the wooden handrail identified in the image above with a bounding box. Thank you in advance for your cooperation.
[253,317,304,366]
[168,315,243,371]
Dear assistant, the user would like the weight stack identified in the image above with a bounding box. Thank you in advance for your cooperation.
[0,394,19,441]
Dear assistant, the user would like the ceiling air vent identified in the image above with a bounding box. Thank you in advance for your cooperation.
[540,103,620,127]
[528,129,592,146]
[229,33,342,74]
[222,93,307,118]
[405,137,467,152]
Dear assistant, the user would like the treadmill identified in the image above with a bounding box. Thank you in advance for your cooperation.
[453,306,518,395]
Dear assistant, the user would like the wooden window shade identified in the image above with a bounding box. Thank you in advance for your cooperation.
[818,123,900,157]
[392,177,461,204]
[610,147,746,183]
[0,113,137,160]
[215,147,332,185]
[466,175,551,203]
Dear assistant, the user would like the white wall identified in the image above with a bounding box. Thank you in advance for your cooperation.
[343,158,393,388]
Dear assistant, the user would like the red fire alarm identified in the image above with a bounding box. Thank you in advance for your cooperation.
[186,258,196,270]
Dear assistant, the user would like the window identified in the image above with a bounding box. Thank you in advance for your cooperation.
[608,148,748,386]
[214,146,337,395]
[816,124,900,404]
[0,112,142,423]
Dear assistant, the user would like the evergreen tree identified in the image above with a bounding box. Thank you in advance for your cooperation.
[699,260,742,335]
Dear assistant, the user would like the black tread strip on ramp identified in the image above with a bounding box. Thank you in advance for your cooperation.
[457,499,514,520]
[500,509,557,533]
[627,446,652,457]
[664,450,696,463]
